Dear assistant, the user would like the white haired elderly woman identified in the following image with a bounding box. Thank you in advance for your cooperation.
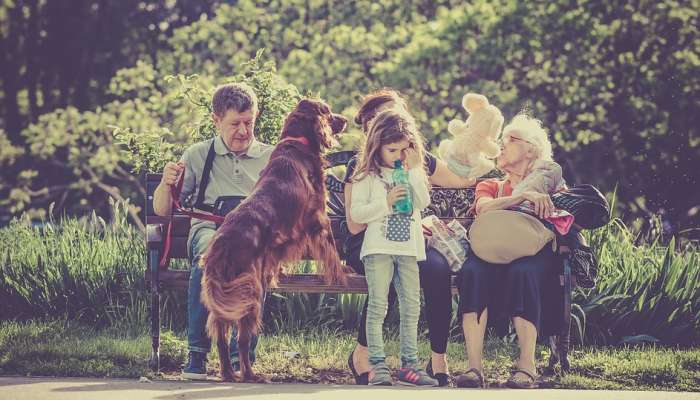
[455,114,564,389]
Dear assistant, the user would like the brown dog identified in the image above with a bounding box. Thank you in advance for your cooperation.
[200,98,348,382]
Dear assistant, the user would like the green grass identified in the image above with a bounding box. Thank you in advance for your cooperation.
[1,200,698,347]
[1,320,698,391]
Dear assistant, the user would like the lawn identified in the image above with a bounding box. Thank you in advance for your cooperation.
[1,319,698,391]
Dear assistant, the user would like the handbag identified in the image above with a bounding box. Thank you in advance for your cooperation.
[551,184,610,230]
[468,181,555,264]
[213,195,245,217]
[423,215,469,272]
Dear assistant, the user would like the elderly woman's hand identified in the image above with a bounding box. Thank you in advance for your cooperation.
[521,191,554,219]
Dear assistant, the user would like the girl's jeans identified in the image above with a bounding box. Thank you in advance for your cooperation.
[362,254,421,367]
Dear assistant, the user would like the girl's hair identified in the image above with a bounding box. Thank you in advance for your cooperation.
[354,88,411,133]
[352,109,427,182]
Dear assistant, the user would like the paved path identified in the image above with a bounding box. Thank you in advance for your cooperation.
[1,377,699,400]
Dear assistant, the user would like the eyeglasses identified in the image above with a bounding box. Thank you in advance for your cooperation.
[499,135,533,147]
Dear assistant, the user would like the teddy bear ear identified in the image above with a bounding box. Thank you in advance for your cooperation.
[463,93,489,113]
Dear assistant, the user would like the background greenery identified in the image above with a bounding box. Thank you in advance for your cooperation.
[1,202,698,347]
[0,0,698,238]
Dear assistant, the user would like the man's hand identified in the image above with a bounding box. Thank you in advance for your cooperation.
[521,191,554,219]
[161,161,184,187]
[387,185,408,208]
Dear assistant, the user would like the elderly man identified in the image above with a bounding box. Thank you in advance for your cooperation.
[153,83,272,380]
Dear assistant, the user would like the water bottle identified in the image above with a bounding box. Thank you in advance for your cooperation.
[392,159,413,214]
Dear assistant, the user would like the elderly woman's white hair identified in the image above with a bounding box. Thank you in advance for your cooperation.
[502,113,553,162]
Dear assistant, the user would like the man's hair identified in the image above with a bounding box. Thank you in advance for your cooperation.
[211,83,258,116]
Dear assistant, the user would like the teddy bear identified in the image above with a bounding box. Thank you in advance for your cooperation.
[438,93,504,180]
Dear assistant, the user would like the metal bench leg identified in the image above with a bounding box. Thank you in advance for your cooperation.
[148,249,161,372]
[560,258,572,373]
[547,335,560,373]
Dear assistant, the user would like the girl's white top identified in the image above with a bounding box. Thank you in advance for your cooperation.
[350,166,431,261]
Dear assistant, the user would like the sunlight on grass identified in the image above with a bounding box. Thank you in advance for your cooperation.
[1,320,698,391]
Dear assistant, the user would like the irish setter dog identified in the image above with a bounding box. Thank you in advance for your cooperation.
[200,98,348,382]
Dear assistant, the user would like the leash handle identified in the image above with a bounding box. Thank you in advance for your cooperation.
[158,171,224,268]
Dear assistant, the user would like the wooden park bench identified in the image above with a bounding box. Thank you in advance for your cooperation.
[144,150,575,374]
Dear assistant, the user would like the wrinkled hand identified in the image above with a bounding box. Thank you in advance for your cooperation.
[161,161,184,187]
[387,185,408,208]
[521,191,554,219]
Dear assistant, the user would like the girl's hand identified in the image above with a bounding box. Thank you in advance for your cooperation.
[521,191,554,219]
[403,145,421,169]
[387,185,408,208]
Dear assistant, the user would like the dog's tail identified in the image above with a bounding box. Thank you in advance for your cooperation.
[202,270,264,336]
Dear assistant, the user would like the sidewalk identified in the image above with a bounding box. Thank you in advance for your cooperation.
[1,377,699,400]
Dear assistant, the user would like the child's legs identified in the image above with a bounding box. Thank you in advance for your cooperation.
[393,255,421,367]
[362,254,395,366]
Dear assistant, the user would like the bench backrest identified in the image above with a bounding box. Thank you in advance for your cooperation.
[145,150,476,264]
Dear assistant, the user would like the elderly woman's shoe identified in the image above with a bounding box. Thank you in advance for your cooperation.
[455,368,485,388]
[506,369,538,389]
[426,359,450,387]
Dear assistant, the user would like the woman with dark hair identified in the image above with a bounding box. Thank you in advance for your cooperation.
[345,89,474,386]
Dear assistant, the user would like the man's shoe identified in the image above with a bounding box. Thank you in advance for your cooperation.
[181,351,208,380]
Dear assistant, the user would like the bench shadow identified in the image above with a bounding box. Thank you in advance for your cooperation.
[47,378,394,399]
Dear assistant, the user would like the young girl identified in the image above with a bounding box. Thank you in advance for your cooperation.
[350,109,436,386]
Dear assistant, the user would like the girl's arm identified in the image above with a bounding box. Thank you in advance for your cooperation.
[350,177,391,224]
[344,183,368,235]
[409,168,431,210]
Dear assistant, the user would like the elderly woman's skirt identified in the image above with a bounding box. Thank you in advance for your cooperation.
[457,245,564,337]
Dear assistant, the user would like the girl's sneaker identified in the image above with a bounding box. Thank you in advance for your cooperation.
[397,365,439,387]
[368,363,393,386]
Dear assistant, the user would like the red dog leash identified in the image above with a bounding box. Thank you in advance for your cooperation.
[158,172,225,268]
[159,136,311,268]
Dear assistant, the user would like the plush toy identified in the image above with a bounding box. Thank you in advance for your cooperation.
[438,93,504,179]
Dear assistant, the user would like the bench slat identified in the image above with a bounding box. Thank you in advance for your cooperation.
[146,270,460,294]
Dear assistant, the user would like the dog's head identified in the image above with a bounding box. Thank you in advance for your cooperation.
[281,98,347,149]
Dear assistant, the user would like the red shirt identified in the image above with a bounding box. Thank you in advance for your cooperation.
[470,179,513,215]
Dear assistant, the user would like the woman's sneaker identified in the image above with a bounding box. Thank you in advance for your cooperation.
[181,351,208,380]
[368,363,393,386]
[397,365,439,387]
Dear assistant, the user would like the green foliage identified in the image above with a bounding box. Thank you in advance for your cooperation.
[0,201,145,324]
[115,50,301,175]
[3,0,698,230]
[574,219,700,346]
[1,202,698,345]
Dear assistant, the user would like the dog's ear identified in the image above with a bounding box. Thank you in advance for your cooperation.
[330,113,347,135]
[295,99,334,149]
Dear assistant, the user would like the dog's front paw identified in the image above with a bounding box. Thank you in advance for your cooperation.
[242,373,269,384]
[220,370,239,383]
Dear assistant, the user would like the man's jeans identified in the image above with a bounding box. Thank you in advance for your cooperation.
[188,227,260,366]
[362,254,421,367]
